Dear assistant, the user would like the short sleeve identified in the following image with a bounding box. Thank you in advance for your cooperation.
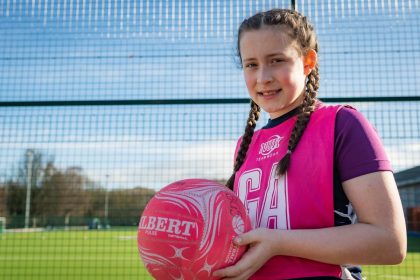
[335,106,393,182]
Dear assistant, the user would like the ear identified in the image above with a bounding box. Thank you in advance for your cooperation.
[303,49,317,76]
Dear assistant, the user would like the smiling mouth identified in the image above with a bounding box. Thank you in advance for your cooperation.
[258,90,281,96]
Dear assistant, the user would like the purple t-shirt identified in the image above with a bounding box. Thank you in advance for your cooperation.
[335,106,392,181]
[263,104,392,227]
[333,106,392,227]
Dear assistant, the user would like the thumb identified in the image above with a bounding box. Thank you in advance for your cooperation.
[233,229,258,246]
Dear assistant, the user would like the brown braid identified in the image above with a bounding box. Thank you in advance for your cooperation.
[227,8,320,187]
[226,101,260,190]
[277,66,319,175]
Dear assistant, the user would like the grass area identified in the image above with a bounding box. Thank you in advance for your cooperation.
[0,228,152,280]
[364,252,420,280]
[363,236,420,280]
[0,229,419,279]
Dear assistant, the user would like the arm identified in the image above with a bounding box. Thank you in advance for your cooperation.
[271,171,406,264]
[213,171,406,279]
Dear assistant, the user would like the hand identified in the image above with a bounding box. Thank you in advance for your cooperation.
[212,228,277,280]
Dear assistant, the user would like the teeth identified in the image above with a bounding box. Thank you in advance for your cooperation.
[260,90,278,96]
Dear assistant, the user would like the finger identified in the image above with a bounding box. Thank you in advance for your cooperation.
[221,269,254,280]
[234,229,259,246]
[212,261,246,278]
[220,266,255,280]
[213,246,257,278]
[212,266,239,278]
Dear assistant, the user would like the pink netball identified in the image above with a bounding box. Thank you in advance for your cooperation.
[137,178,251,280]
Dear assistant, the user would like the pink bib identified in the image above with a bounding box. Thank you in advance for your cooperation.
[234,104,342,279]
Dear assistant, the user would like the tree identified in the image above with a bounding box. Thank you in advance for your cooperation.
[34,165,91,227]
[107,187,155,226]
[4,180,26,228]
[17,149,46,189]
[0,184,8,219]
[8,149,51,225]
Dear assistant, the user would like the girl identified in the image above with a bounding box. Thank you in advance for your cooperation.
[213,8,406,280]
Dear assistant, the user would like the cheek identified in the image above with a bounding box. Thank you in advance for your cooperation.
[243,73,255,91]
[280,68,306,92]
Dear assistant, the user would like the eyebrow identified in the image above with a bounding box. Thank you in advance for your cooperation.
[242,52,287,63]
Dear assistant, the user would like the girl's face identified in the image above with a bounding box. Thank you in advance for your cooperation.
[239,26,309,119]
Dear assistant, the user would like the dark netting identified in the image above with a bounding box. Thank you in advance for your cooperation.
[0,1,419,279]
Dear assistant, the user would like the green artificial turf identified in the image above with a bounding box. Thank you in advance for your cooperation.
[1,229,419,280]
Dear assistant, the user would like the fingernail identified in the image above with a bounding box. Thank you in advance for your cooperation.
[234,237,241,244]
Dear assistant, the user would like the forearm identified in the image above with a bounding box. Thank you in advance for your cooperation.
[271,223,406,265]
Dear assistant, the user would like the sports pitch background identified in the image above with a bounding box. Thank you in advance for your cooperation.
[1,0,420,279]
[0,229,419,280]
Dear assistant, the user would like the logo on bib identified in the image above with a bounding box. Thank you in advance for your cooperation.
[259,135,283,156]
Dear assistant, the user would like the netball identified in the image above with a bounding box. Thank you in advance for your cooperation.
[232,215,246,234]
[137,179,251,280]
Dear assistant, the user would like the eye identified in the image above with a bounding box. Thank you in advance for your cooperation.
[244,63,257,69]
[271,58,284,64]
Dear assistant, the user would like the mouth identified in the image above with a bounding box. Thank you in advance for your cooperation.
[257,89,281,97]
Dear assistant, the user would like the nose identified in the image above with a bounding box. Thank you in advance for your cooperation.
[257,66,273,84]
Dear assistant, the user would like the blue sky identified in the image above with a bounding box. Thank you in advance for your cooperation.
[1,0,419,189]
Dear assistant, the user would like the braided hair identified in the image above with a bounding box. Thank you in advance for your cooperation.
[226,9,320,190]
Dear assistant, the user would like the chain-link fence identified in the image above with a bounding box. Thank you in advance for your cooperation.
[1,1,419,279]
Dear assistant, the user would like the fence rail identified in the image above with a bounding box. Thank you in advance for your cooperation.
[1,96,420,107]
